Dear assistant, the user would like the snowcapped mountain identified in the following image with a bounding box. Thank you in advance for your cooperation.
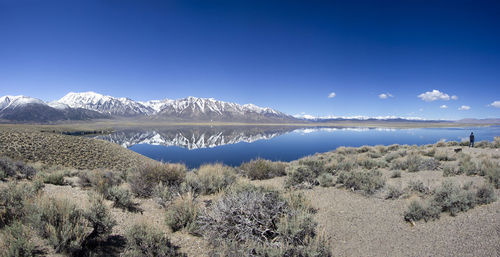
[0,95,109,122]
[58,92,154,116]
[57,92,297,122]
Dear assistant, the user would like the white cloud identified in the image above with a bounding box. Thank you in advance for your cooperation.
[328,92,336,98]
[440,105,448,109]
[378,93,393,99]
[458,105,471,111]
[489,101,500,108]
[418,89,454,102]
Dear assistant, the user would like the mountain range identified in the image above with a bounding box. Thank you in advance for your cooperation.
[0,92,295,123]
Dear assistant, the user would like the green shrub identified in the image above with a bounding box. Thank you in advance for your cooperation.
[128,162,186,197]
[475,141,491,148]
[434,150,456,161]
[494,137,500,148]
[284,165,316,189]
[431,181,476,216]
[336,159,356,172]
[486,166,500,188]
[29,197,89,254]
[336,170,385,194]
[356,156,379,170]
[475,184,496,205]
[384,152,400,163]
[385,185,404,199]
[122,223,184,257]
[406,153,423,172]
[239,159,288,180]
[153,182,174,208]
[422,148,436,157]
[317,173,335,187]
[477,158,497,176]
[42,171,67,185]
[457,154,479,176]
[165,193,198,233]
[404,200,440,222]
[390,170,401,178]
[0,182,39,228]
[84,193,116,240]
[0,157,38,180]
[0,222,36,257]
[196,164,237,195]
[107,186,136,212]
[443,164,462,176]
[407,180,430,195]
[78,169,121,195]
[298,158,328,176]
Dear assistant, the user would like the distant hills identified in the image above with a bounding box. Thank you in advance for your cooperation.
[1,92,498,124]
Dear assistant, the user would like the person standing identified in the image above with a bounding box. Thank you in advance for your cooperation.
[469,132,475,148]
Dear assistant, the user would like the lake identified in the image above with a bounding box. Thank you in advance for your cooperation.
[95,125,500,168]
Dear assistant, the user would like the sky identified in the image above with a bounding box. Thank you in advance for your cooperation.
[0,0,499,120]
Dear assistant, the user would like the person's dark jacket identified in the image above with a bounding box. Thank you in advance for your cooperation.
[470,134,475,142]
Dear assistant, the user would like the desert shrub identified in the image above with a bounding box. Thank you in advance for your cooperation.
[78,169,121,196]
[128,162,186,198]
[384,152,400,163]
[196,164,237,195]
[0,182,40,228]
[420,158,439,171]
[459,141,469,146]
[197,185,322,254]
[404,200,440,222]
[239,159,287,180]
[434,150,456,161]
[336,146,356,155]
[84,193,116,240]
[107,186,136,211]
[153,182,174,208]
[356,156,379,170]
[375,145,388,154]
[336,159,356,172]
[390,158,406,170]
[390,170,401,178]
[368,151,382,159]
[494,137,500,148]
[42,171,67,185]
[285,165,316,189]
[475,184,496,205]
[422,148,436,157]
[476,158,497,176]
[475,141,491,148]
[406,153,423,172]
[336,170,385,194]
[165,193,198,232]
[406,180,430,195]
[298,158,328,176]
[457,154,479,176]
[445,141,459,147]
[197,185,287,245]
[485,166,500,189]
[29,197,89,253]
[122,223,183,257]
[385,185,404,199]
[431,181,476,216]
[387,144,399,151]
[0,221,36,257]
[357,146,371,153]
[442,164,462,176]
[317,173,335,187]
[0,157,38,180]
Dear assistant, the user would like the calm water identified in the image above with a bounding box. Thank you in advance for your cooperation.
[96,126,500,168]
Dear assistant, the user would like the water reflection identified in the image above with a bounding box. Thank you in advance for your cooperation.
[95,126,299,149]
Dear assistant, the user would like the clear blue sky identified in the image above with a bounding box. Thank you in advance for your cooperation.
[1,0,499,120]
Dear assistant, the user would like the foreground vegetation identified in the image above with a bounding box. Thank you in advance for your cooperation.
[0,132,499,256]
